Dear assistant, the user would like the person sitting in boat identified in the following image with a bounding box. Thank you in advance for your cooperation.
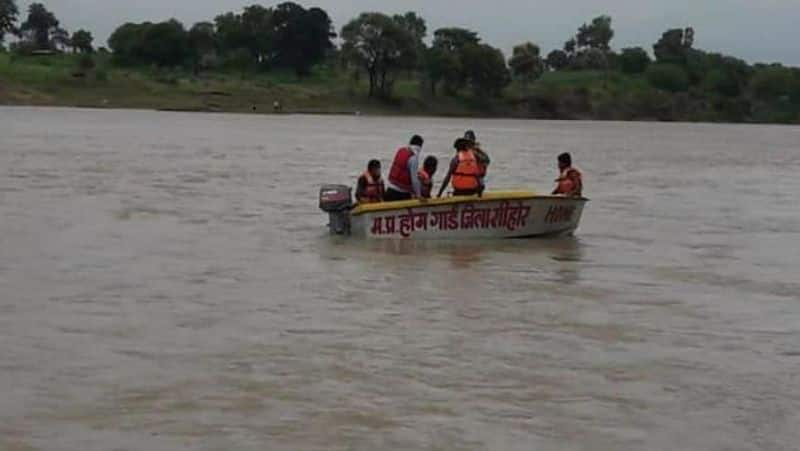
[464,130,490,180]
[437,138,484,198]
[552,152,583,197]
[385,135,425,201]
[418,156,438,199]
[355,159,385,204]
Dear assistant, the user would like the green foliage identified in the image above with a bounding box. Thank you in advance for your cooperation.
[461,43,510,97]
[393,12,426,42]
[77,53,94,70]
[20,2,59,50]
[647,63,689,92]
[576,15,614,51]
[545,49,569,71]
[341,12,416,97]
[426,27,482,94]
[509,42,544,85]
[424,45,461,96]
[571,48,608,70]
[70,29,93,53]
[270,3,335,76]
[432,28,480,53]
[95,67,108,81]
[653,27,694,64]
[109,20,190,67]
[749,66,797,100]
[0,0,19,43]
[699,54,751,97]
[619,47,650,74]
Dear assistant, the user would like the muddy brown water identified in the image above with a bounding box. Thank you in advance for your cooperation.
[1,107,799,451]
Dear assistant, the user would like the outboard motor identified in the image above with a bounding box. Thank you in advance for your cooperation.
[319,184,352,235]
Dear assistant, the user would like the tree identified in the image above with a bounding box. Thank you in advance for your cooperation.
[214,12,248,56]
[393,12,426,42]
[424,45,461,96]
[563,38,576,56]
[393,11,427,73]
[239,5,273,65]
[70,29,93,53]
[430,27,481,93]
[619,47,650,74]
[140,19,189,67]
[188,22,215,73]
[576,15,614,51]
[109,22,151,65]
[546,49,569,71]
[50,26,69,50]
[749,66,796,100]
[0,0,19,44]
[653,27,694,64]
[572,48,607,70]
[646,63,690,92]
[461,44,511,97]
[341,12,415,98]
[110,19,189,67]
[509,42,544,85]
[20,2,59,50]
[271,2,335,76]
[433,27,480,53]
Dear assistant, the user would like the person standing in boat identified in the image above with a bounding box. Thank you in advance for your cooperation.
[552,152,583,197]
[385,135,425,201]
[355,159,385,204]
[418,156,438,199]
[437,138,484,198]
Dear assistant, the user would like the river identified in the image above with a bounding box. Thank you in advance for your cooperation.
[1,107,799,451]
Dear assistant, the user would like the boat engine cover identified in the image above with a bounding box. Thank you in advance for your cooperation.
[319,185,352,212]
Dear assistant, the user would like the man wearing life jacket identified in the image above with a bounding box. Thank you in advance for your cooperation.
[355,159,385,204]
[464,130,490,180]
[552,152,583,197]
[437,138,484,197]
[418,156,438,199]
[385,135,425,201]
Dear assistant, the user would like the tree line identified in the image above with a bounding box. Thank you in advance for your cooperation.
[1,0,799,107]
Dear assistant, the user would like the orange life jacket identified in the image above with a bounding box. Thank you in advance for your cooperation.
[360,172,385,203]
[555,167,583,196]
[418,169,432,198]
[452,150,481,191]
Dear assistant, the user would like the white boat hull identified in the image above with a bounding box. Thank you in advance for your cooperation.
[348,191,587,240]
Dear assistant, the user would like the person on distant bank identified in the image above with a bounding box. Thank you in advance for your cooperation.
[385,135,425,201]
[355,159,385,204]
[552,152,583,197]
[418,156,438,199]
[437,138,484,198]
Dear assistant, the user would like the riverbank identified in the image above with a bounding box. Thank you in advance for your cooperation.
[1,53,799,123]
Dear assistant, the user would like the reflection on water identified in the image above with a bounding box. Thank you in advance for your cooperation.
[318,236,586,284]
[1,108,800,451]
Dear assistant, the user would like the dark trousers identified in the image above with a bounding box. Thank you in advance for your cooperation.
[453,188,482,196]
[384,188,412,201]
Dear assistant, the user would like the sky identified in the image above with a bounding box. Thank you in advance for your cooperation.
[17,0,800,65]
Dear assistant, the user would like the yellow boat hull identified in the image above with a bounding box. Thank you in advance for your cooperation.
[350,191,587,240]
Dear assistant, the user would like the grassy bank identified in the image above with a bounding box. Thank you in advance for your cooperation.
[1,52,799,123]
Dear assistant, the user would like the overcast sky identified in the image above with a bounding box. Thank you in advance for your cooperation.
[18,0,800,65]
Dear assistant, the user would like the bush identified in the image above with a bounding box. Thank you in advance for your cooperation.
[749,66,796,101]
[619,47,650,74]
[704,68,741,97]
[95,68,108,81]
[78,54,96,71]
[646,63,689,92]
